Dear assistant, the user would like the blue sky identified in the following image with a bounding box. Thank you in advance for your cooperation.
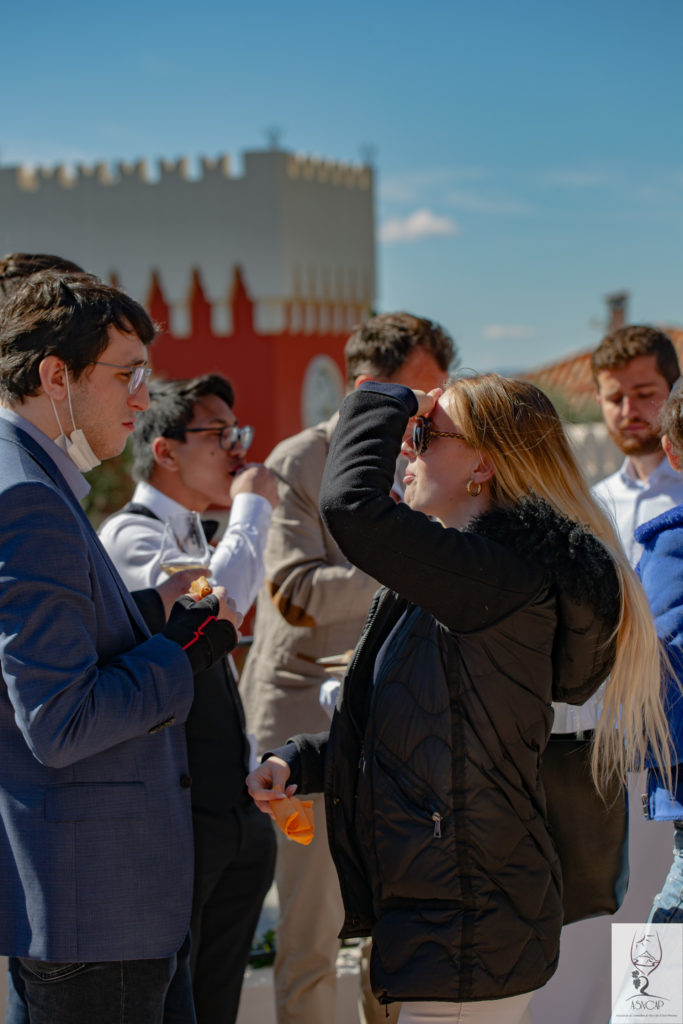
[1,0,681,371]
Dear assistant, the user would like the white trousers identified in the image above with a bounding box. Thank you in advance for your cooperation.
[398,991,534,1024]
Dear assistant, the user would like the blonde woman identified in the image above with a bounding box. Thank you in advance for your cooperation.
[247,375,669,1024]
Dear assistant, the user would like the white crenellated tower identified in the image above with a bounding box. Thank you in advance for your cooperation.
[0,146,376,457]
[0,147,375,339]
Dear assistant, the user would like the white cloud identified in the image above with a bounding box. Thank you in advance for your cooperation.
[379,209,460,244]
[482,324,535,341]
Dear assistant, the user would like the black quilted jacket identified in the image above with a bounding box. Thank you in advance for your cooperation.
[283,382,620,1006]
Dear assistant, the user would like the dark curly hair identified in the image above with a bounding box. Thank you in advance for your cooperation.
[131,374,236,482]
[0,252,85,310]
[344,311,456,388]
[591,325,680,389]
[660,377,683,460]
[0,271,155,404]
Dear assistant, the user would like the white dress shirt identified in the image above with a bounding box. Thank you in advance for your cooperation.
[98,479,273,616]
[593,455,683,567]
[553,453,683,733]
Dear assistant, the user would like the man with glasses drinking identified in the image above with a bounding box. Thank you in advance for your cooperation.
[99,373,279,1024]
[0,273,240,1024]
[100,374,278,609]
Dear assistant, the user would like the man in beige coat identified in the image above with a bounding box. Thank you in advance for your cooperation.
[240,312,455,1024]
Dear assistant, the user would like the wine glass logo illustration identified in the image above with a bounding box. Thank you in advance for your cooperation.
[630,928,663,999]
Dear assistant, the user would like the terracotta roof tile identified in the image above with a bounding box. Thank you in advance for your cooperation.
[522,326,683,416]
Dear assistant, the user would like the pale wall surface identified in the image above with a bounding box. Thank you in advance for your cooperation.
[0,148,375,336]
[565,420,622,487]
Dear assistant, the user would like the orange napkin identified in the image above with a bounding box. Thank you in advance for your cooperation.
[269,786,315,846]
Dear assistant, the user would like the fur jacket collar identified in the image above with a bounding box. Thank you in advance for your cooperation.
[468,495,620,622]
[468,496,620,703]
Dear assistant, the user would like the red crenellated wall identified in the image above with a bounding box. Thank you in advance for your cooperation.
[147,267,360,461]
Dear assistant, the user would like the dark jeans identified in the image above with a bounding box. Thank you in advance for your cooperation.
[649,821,683,923]
[190,804,276,1024]
[7,933,195,1024]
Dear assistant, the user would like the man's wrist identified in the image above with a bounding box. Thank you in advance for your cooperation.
[161,595,237,675]
[225,491,274,527]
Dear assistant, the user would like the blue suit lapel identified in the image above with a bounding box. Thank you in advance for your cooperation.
[0,420,150,639]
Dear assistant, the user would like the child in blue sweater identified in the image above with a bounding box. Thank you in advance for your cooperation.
[635,376,683,923]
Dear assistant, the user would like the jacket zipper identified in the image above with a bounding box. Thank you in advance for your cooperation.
[343,588,388,741]
[374,748,446,840]
[323,588,399,934]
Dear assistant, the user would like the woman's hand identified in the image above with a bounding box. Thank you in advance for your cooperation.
[412,387,443,418]
[246,756,296,818]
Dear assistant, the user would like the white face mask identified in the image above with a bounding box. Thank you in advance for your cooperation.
[49,368,101,472]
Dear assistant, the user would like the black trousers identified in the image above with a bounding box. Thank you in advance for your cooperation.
[189,804,276,1024]
[7,934,195,1024]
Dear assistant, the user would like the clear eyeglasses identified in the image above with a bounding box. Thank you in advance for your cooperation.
[92,361,152,395]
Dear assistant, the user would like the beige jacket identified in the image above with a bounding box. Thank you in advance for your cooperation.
[240,414,378,759]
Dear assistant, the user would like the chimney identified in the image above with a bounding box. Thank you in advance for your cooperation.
[605,290,629,332]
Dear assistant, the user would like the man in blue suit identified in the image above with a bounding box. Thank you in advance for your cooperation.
[0,271,240,1024]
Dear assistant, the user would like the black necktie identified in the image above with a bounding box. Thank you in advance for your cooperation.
[201,519,220,544]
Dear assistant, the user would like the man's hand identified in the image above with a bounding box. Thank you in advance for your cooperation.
[207,585,244,632]
[230,464,280,509]
[155,576,244,632]
[185,580,244,632]
[155,568,209,618]
[161,590,240,673]
[246,756,296,817]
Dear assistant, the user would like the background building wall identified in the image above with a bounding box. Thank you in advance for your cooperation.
[565,421,622,486]
[0,146,375,459]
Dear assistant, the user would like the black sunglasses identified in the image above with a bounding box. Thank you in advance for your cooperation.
[412,416,465,455]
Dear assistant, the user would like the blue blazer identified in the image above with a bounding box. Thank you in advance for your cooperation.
[0,417,196,960]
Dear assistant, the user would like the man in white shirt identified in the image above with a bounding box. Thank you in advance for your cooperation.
[591,324,683,565]
[99,374,278,611]
[99,373,279,1024]
[530,324,682,1024]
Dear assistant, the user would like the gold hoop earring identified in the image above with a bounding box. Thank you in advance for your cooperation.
[466,479,482,498]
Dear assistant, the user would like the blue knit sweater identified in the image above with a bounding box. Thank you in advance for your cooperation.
[635,505,683,819]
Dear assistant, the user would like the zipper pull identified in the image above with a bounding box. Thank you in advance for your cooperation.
[432,811,442,838]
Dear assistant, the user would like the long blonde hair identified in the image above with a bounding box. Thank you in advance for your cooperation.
[443,372,672,792]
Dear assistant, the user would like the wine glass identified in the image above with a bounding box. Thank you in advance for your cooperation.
[159,511,212,577]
